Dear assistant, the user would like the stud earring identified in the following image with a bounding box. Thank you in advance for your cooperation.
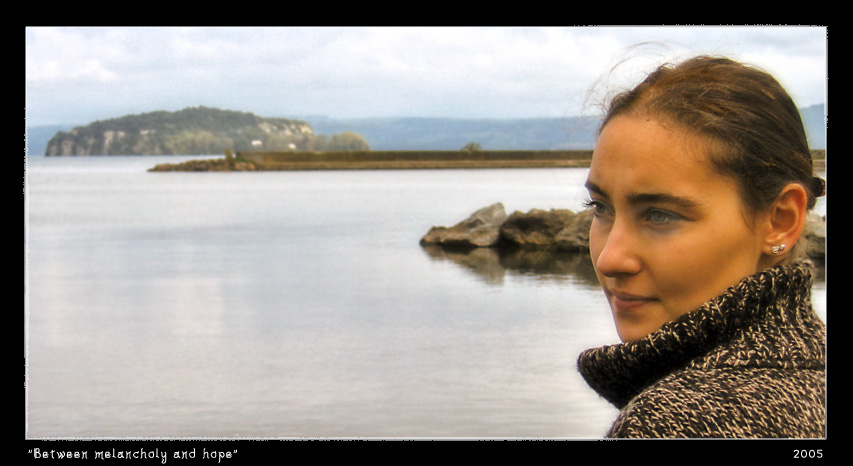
[771,244,787,255]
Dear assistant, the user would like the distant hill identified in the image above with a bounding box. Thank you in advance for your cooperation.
[303,115,600,151]
[26,104,826,156]
[305,104,826,151]
[42,106,315,156]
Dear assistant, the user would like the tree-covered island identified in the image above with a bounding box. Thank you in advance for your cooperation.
[44,106,369,156]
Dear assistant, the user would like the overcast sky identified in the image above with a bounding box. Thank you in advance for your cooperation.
[25,26,828,127]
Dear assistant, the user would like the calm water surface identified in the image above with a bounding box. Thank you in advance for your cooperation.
[24,155,826,438]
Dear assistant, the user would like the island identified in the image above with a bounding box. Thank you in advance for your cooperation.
[44,106,368,156]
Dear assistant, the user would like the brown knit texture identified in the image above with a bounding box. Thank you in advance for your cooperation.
[577,261,826,438]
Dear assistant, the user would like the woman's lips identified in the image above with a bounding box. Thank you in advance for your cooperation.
[608,290,656,311]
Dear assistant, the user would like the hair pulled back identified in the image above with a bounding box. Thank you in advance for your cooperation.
[600,56,824,214]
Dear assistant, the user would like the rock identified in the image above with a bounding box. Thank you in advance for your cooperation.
[499,208,575,249]
[419,202,508,248]
[553,208,594,252]
[422,204,589,252]
[802,213,826,261]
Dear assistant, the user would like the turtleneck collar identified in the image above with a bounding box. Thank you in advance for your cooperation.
[577,261,825,409]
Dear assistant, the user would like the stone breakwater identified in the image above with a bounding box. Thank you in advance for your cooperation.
[149,157,258,172]
[238,150,593,170]
[420,202,826,261]
[148,151,593,171]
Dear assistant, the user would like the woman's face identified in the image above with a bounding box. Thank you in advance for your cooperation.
[586,115,766,342]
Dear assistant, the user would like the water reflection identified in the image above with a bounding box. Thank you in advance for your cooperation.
[422,245,600,287]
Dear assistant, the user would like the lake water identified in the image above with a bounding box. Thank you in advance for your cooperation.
[24,155,826,439]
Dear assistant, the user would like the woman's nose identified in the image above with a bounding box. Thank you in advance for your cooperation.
[593,220,642,277]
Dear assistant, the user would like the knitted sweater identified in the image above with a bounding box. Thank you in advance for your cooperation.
[577,261,826,438]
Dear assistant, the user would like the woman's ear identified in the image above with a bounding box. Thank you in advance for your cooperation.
[762,183,809,259]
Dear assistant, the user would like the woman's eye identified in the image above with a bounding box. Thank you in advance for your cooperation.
[584,200,608,216]
[646,209,680,225]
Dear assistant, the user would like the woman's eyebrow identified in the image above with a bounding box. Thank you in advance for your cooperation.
[584,179,606,197]
[585,179,701,211]
[626,192,702,211]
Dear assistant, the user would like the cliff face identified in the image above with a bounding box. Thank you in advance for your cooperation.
[45,106,315,156]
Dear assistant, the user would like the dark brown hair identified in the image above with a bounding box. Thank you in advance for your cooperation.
[600,55,823,214]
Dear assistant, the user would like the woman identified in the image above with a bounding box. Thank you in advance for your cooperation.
[576,56,826,438]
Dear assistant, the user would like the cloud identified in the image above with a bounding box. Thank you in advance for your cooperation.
[24,26,827,126]
[26,27,122,83]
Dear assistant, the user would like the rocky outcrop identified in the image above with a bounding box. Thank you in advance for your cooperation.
[420,203,592,252]
[419,203,508,248]
[802,213,826,261]
[553,209,595,252]
[500,208,593,252]
[499,208,575,249]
